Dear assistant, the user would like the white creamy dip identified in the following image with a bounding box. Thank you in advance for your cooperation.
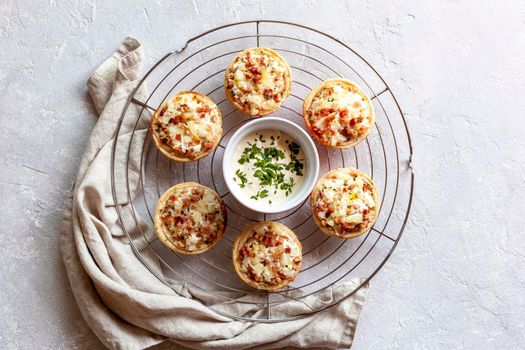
[232,129,305,205]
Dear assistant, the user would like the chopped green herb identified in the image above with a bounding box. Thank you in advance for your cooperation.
[235,169,248,188]
[288,141,300,155]
[285,157,304,176]
[279,177,295,197]
[235,133,305,200]
[250,189,269,200]
[238,153,250,164]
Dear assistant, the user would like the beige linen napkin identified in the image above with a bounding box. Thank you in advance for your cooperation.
[60,37,369,350]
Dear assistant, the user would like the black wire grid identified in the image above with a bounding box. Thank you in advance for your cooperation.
[110,20,414,322]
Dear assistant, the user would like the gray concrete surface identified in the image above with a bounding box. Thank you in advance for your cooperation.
[1,0,524,349]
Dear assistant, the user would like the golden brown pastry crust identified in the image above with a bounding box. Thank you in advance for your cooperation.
[224,47,292,117]
[232,221,302,291]
[154,182,226,255]
[303,78,374,148]
[310,167,380,239]
[150,91,222,162]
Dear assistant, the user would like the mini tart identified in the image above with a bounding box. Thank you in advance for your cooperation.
[225,47,292,116]
[232,221,302,291]
[150,91,222,162]
[154,182,226,255]
[310,168,380,238]
[303,78,374,148]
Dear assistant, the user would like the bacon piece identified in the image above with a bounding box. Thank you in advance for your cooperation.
[203,141,214,151]
[263,89,273,100]
[320,108,336,116]
[260,231,280,246]
[199,225,211,235]
[161,215,175,225]
[342,126,354,139]
[197,105,211,113]
[169,115,182,124]
[206,232,217,243]
[178,228,188,237]
[247,266,260,282]
[341,222,359,233]
[314,203,327,213]
[311,125,323,135]
[320,108,331,116]
[277,270,288,280]
[325,115,336,124]
[245,55,254,68]
[192,187,204,196]
[239,246,250,260]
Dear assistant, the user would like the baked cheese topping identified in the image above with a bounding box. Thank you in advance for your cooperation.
[159,186,225,252]
[152,92,221,159]
[237,224,301,286]
[305,81,372,147]
[226,48,290,115]
[312,169,377,236]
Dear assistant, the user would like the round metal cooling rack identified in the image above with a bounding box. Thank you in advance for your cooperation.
[111,20,414,322]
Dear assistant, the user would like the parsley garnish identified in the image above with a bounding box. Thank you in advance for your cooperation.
[251,189,269,200]
[235,135,305,200]
[288,141,300,155]
[235,169,248,188]
[280,177,295,196]
[285,141,304,176]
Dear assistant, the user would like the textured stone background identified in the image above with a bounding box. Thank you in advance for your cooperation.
[1,0,524,349]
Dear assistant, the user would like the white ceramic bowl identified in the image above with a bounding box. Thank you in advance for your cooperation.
[222,117,319,214]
